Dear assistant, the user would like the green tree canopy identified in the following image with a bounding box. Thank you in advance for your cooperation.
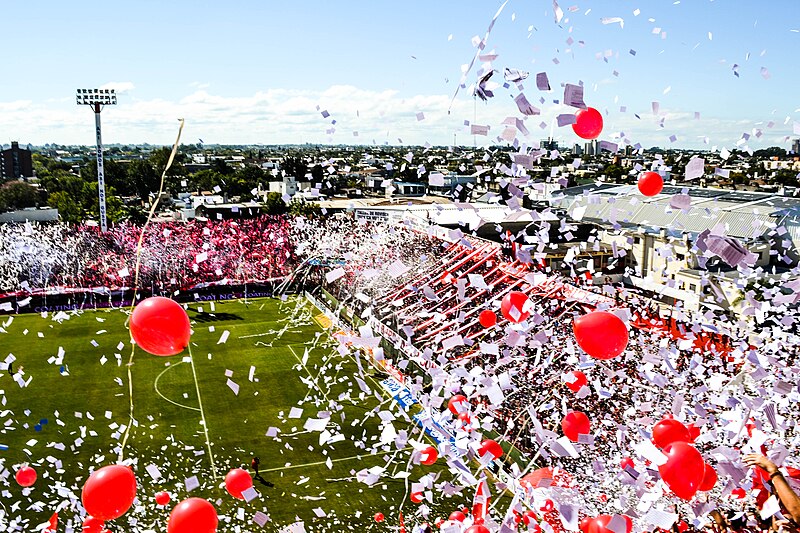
[0,182,41,211]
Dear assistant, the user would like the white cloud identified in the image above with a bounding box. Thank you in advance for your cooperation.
[0,84,794,151]
[99,81,135,93]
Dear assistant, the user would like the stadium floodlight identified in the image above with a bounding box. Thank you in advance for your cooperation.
[76,88,117,232]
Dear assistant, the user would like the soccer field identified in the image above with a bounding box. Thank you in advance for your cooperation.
[0,296,446,531]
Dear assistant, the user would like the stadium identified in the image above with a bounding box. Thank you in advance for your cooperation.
[0,207,795,533]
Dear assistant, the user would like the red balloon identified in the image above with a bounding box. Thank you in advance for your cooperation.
[637,171,664,196]
[500,291,530,323]
[620,457,635,470]
[658,442,705,500]
[410,491,424,503]
[449,511,466,522]
[374,512,385,523]
[457,411,473,429]
[15,466,37,487]
[564,370,588,393]
[465,526,490,533]
[652,418,691,449]
[167,498,218,533]
[561,411,591,442]
[478,309,497,328]
[447,394,468,415]
[580,517,593,533]
[478,439,503,460]
[586,515,632,533]
[81,465,137,521]
[572,312,628,360]
[224,468,253,500]
[420,446,439,466]
[155,491,171,506]
[700,463,718,491]
[572,107,604,140]
[82,517,105,533]
[521,467,573,489]
[129,297,191,356]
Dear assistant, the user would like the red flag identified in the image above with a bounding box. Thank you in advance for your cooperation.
[472,478,491,524]
[46,512,58,532]
[399,511,406,533]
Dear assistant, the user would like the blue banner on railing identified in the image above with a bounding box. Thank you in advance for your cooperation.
[379,377,418,411]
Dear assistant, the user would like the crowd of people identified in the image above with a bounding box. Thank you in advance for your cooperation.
[0,216,296,297]
[303,218,800,533]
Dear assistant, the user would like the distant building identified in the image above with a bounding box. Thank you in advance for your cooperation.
[793,138,800,154]
[1,142,34,180]
[539,138,558,151]
[584,140,598,156]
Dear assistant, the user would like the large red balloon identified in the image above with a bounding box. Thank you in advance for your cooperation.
[699,463,718,491]
[561,411,591,442]
[129,297,191,356]
[652,418,691,449]
[586,515,632,533]
[658,442,705,500]
[572,312,628,359]
[572,107,603,140]
[155,491,171,506]
[420,446,439,466]
[501,291,530,323]
[637,172,664,196]
[81,465,137,521]
[82,517,105,533]
[15,466,37,487]
[466,526,491,533]
[478,439,503,460]
[449,511,466,522]
[478,309,497,328]
[167,498,218,533]
[564,370,588,393]
[447,394,468,415]
[224,468,253,500]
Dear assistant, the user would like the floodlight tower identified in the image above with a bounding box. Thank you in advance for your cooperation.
[76,88,117,232]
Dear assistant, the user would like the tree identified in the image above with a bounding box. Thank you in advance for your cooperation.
[189,170,225,192]
[288,198,322,218]
[0,182,40,211]
[262,192,287,215]
[211,158,233,176]
[126,159,159,202]
[282,156,308,180]
[48,191,82,224]
[311,164,325,183]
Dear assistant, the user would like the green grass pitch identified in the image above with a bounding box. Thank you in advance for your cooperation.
[0,296,451,531]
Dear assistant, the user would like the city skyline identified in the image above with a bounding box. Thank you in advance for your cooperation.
[2,0,799,150]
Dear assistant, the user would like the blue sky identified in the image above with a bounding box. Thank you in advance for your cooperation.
[1,0,799,149]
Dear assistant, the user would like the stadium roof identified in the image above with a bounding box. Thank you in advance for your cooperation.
[557,183,800,240]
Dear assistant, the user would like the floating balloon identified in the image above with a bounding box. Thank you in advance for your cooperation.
[155,491,171,506]
[478,439,503,460]
[658,442,705,500]
[561,411,591,442]
[449,511,466,522]
[129,296,192,356]
[465,526,491,533]
[699,463,718,491]
[620,457,635,470]
[82,517,105,533]
[572,107,603,140]
[81,465,137,521]
[224,468,253,500]
[447,394,468,415]
[374,513,385,523]
[457,411,473,429]
[410,491,424,503]
[572,311,628,359]
[580,517,593,533]
[420,445,438,466]
[167,498,218,533]
[687,423,701,442]
[15,465,37,487]
[652,418,691,449]
[564,370,588,393]
[500,291,530,323]
[521,467,574,489]
[637,171,664,196]
[478,309,497,328]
